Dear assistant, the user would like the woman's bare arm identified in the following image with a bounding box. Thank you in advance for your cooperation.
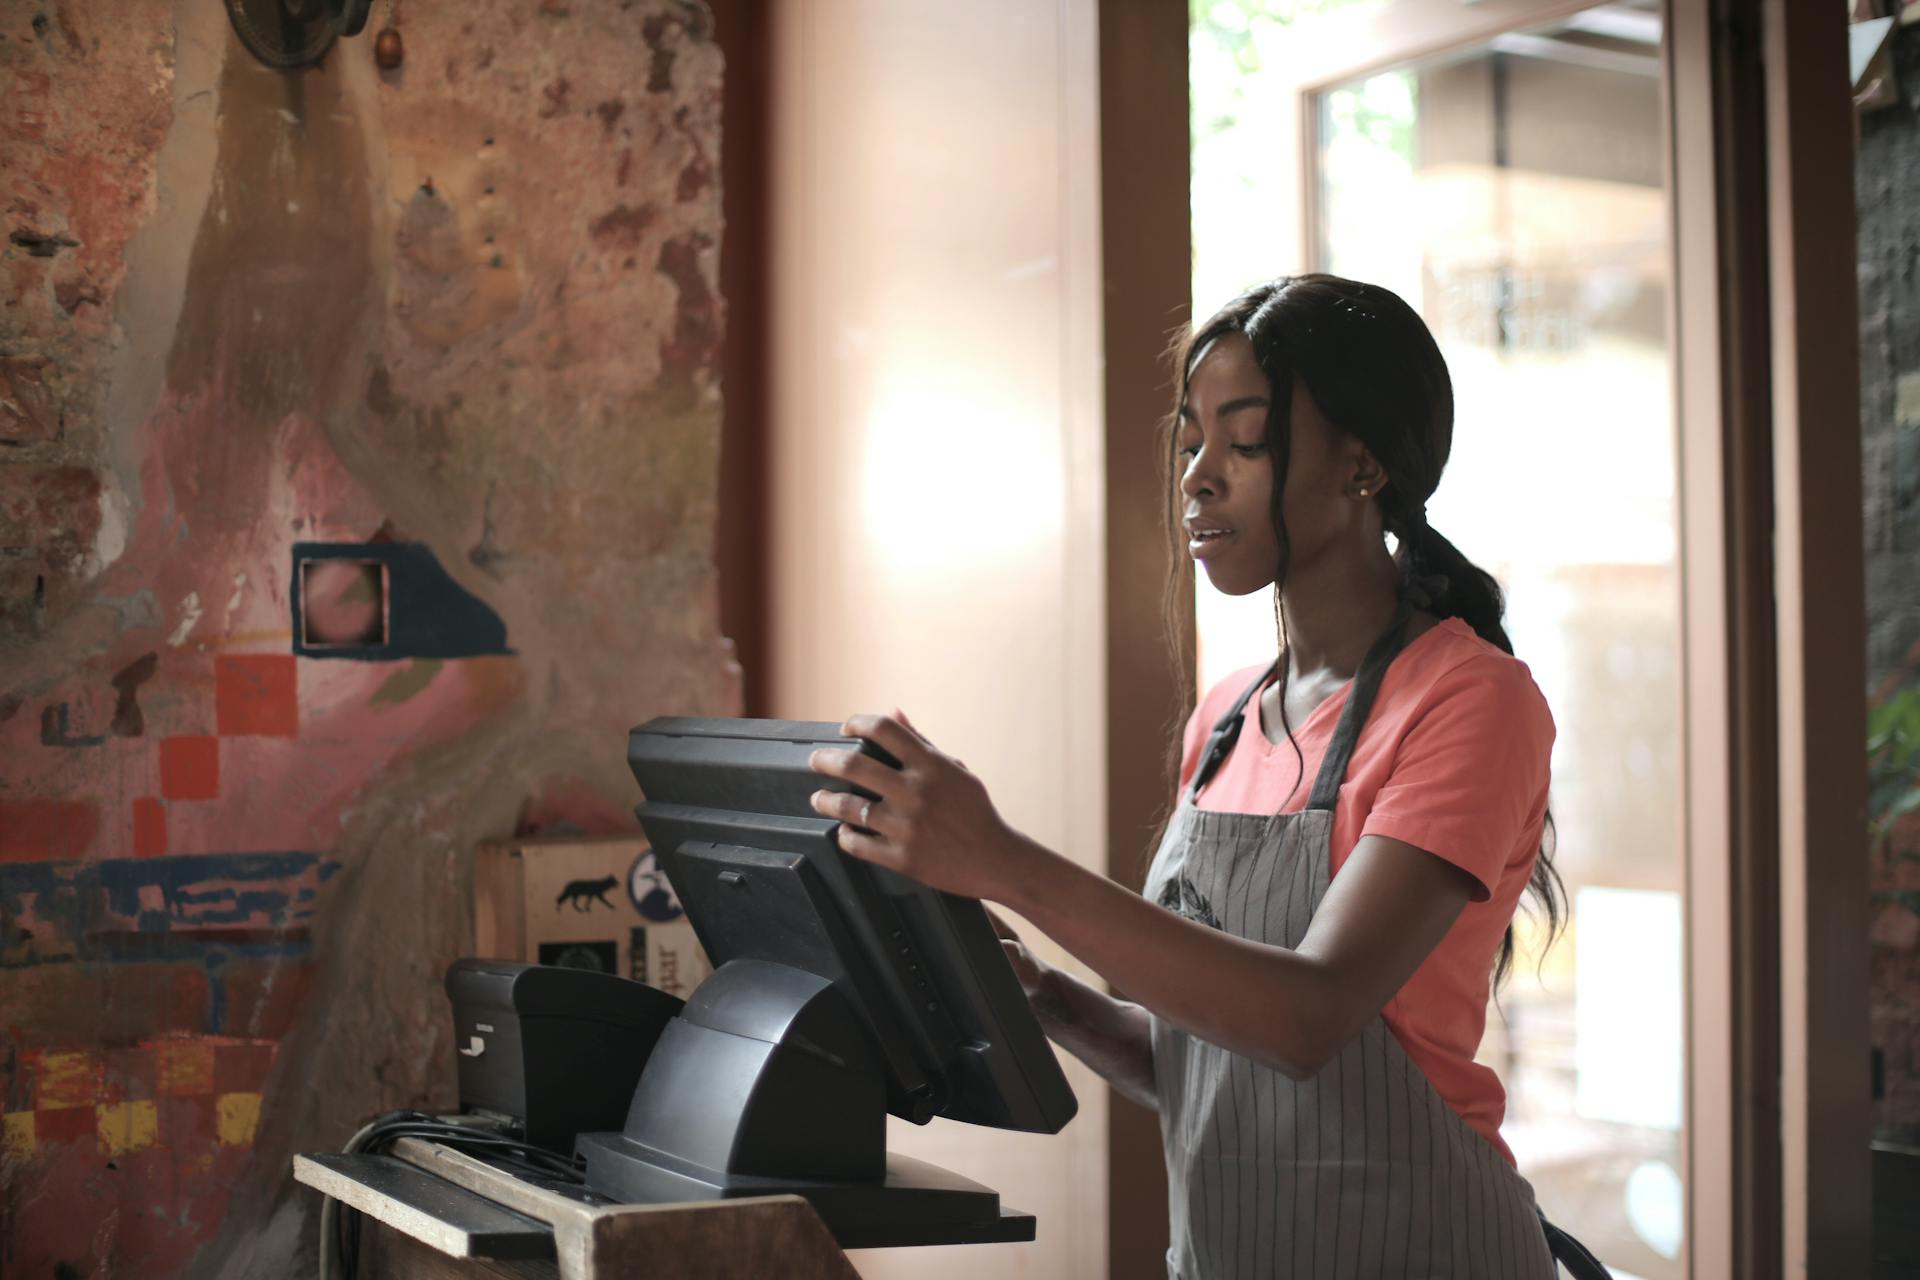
[1028,961,1157,1110]
[1002,833,1474,1080]
[989,912,1155,1109]
[813,716,1478,1083]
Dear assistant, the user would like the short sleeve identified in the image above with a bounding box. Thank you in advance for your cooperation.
[1360,654,1555,901]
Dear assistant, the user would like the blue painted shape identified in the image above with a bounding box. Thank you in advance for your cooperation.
[0,851,338,969]
[205,951,227,1033]
[39,702,105,748]
[290,541,513,661]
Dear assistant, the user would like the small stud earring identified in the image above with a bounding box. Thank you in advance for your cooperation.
[1357,487,1369,497]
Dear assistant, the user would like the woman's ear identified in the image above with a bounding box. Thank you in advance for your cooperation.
[1349,445,1390,500]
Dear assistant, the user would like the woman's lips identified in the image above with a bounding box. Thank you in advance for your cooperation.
[1187,528,1235,559]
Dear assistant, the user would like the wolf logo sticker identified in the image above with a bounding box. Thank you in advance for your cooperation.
[555,876,618,912]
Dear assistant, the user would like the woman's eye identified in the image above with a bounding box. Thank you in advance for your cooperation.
[1232,443,1268,457]
[1177,443,1200,459]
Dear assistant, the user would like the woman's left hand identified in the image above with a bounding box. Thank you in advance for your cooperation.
[808,711,1029,902]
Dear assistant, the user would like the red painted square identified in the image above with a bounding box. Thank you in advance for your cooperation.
[170,967,211,1030]
[101,1043,157,1103]
[0,798,99,862]
[156,1094,217,1149]
[215,654,298,737]
[33,1105,95,1146]
[131,797,166,857]
[158,737,218,802]
[212,1040,277,1094]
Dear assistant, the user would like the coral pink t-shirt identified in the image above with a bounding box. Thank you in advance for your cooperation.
[1178,618,1555,1166]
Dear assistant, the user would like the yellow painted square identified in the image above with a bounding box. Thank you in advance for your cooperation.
[96,1100,158,1156]
[156,1039,216,1097]
[215,1091,260,1147]
[36,1051,98,1110]
[2,1111,35,1157]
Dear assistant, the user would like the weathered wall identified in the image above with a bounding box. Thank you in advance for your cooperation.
[0,2,736,1274]
[1860,24,1920,1144]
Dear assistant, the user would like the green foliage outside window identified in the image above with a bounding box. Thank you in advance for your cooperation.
[1189,0,1405,314]
[1872,675,1920,918]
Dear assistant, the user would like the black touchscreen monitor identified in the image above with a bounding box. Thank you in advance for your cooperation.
[627,716,1077,1135]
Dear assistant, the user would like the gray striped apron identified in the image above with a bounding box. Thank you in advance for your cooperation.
[1143,608,1557,1279]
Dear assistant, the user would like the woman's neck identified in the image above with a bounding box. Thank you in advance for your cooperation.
[1277,544,1403,680]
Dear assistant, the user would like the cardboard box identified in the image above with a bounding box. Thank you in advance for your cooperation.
[473,835,713,1000]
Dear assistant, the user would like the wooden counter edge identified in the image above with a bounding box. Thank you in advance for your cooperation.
[388,1137,859,1280]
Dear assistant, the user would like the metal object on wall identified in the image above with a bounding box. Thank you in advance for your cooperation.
[224,0,376,70]
[374,26,404,70]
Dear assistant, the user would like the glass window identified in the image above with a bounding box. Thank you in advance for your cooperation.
[1192,6,1686,1275]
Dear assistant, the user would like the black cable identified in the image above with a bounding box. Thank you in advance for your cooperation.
[330,1112,587,1279]
[348,1112,585,1173]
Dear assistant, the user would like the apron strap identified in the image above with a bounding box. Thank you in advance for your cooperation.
[1538,1210,1615,1279]
[1303,596,1414,812]
[1185,657,1280,803]
[1186,596,1416,809]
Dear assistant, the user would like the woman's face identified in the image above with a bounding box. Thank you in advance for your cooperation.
[1178,332,1371,597]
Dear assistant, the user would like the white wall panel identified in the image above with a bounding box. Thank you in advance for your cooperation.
[766,2,1109,1276]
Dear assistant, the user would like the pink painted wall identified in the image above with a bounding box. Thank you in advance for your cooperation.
[0,3,736,1274]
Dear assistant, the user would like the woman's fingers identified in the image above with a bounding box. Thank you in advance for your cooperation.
[809,745,907,803]
[808,786,899,836]
[832,822,900,870]
[1000,937,1044,997]
[840,713,927,769]
[982,904,1023,943]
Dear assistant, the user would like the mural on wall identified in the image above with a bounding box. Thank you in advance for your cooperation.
[0,1,737,1275]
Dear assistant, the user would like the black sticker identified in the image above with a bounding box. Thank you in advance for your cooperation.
[555,875,619,912]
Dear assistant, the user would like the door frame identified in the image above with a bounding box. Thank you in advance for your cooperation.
[1754,0,1870,1271]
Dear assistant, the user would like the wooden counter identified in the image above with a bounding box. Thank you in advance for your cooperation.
[295,1136,860,1280]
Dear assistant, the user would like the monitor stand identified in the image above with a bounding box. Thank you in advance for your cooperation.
[575,959,1035,1249]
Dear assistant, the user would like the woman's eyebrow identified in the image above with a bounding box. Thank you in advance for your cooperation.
[1178,395,1271,422]
[1217,396,1271,416]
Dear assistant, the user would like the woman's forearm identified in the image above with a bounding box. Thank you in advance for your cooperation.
[1029,964,1157,1111]
[995,829,1471,1082]
[1004,836,1335,1077]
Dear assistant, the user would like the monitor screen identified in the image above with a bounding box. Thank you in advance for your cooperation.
[627,716,1077,1135]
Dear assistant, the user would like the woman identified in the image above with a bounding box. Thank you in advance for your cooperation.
[808,275,1604,1278]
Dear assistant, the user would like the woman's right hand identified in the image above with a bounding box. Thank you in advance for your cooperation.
[983,905,1156,1108]
[985,906,1048,999]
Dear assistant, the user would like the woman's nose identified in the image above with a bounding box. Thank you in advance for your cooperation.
[1180,446,1219,500]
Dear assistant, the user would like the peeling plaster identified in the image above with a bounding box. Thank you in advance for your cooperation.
[166,591,201,647]
[92,482,130,571]
[102,1,227,509]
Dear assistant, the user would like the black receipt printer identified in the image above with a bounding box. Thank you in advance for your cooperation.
[444,959,683,1154]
